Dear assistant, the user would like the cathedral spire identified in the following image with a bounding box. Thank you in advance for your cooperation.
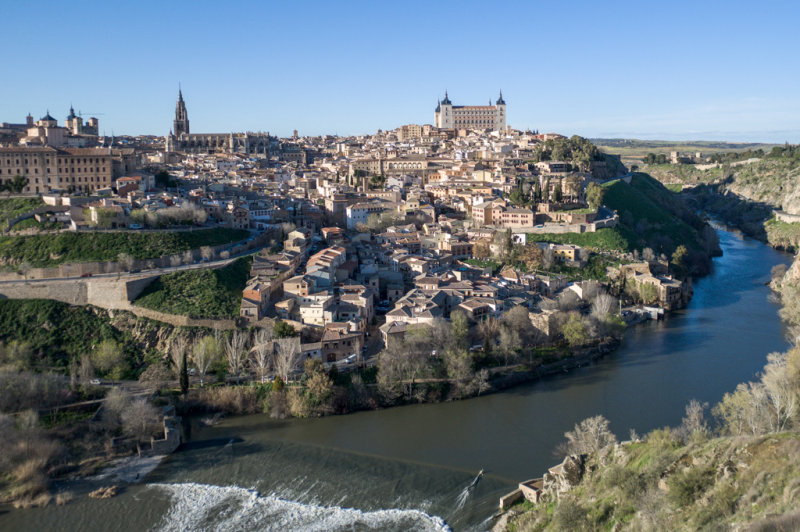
[174,86,190,136]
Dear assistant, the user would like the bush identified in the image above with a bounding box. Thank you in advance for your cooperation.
[188,385,263,415]
[552,497,590,531]
[0,370,73,413]
[667,466,714,507]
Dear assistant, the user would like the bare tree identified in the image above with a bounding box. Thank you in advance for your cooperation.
[224,330,248,384]
[591,293,617,319]
[679,399,709,442]
[273,337,302,382]
[78,354,94,384]
[103,388,132,429]
[169,254,182,267]
[121,398,160,456]
[541,246,554,270]
[169,335,187,377]
[117,252,135,272]
[478,316,501,351]
[762,351,798,432]
[170,335,189,394]
[502,306,536,343]
[18,261,32,280]
[376,339,429,403]
[498,326,521,366]
[250,328,274,383]
[557,290,581,312]
[182,250,194,264]
[200,246,214,262]
[560,415,617,456]
[138,364,172,393]
[192,335,220,387]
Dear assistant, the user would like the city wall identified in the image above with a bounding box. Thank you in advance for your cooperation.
[0,229,273,282]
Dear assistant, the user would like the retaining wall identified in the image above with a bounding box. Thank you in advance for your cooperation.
[775,210,800,224]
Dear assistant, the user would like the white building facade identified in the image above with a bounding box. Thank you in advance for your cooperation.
[434,91,506,131]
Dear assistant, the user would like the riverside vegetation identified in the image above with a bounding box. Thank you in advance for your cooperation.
[501,264,800,532]
[499,143,800,531]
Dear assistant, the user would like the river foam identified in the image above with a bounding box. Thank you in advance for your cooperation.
[150,482,451,532]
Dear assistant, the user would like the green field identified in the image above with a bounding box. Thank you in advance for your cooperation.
[593,138,776,157]
[528,227,632,252]
[134,256,252,319]
[463,258,501,271]
[0,227,249,268]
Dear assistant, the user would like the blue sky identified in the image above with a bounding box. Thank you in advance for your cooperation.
[2,1,798,142]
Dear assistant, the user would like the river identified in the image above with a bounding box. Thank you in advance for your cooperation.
[1,226,792,531]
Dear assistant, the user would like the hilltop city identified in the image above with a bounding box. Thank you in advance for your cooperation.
[4,83,800,532]
[0,89,696,365]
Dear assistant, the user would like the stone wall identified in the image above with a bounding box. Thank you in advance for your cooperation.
[0,279,88,306]
[130,306,238,329]
[0,275,160,311]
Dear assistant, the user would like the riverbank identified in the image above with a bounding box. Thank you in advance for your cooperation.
[495,226,800,531]
[0,224,790,532]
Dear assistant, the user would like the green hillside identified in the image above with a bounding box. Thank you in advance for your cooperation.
[0,299,140,371]
[505,431,800,531]
[134,256,251,319]
[601,173,710,253]
[530,174,719,274]
[0,227,249,268]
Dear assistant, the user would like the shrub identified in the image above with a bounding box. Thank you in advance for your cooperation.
[667,466,714,507]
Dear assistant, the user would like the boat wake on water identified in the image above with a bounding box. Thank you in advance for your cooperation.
[149,482,451,532]
[455,470,484,510]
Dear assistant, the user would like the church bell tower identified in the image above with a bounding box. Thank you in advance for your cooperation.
[173,88,190,137]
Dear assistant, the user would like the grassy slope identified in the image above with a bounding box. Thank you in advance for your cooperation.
[602,173,704,251]
[505,432,800,531]
[134,256,252,319]
[0,227,249,267]
[0,198,44,228]
[0,299,141,370]
[529,173,707,255]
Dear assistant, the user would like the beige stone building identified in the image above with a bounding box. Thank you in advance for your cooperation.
[0,146,113,194]
[434,91,506,130]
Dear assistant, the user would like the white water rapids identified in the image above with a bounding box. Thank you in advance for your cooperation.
[150,482,451,532]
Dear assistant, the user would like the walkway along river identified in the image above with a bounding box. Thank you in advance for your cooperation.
[0,226,792,531]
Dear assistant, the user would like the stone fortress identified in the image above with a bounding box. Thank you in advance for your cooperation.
[434,90,506,131]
